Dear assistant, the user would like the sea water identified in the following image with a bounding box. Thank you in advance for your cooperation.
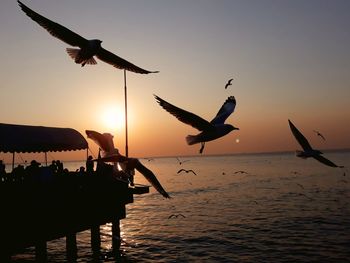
[10,151,350,262]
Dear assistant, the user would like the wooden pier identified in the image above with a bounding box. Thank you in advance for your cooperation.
[0,123,150,261]
[0,172,149,261]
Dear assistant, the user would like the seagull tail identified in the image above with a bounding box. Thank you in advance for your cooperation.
[186,135,199,145]
[66,48,97,66]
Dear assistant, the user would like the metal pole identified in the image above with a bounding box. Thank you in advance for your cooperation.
[124,69,128,158]
[12,152,15,171]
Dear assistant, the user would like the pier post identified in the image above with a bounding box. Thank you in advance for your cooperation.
[35,241,47,262]
[91,224,101,256]
[112,219,121,252]
[66,232,77,261]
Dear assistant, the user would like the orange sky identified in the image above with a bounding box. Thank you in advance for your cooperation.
[1,1,349,162]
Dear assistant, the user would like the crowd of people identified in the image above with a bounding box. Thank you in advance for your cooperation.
[0,156,97,184]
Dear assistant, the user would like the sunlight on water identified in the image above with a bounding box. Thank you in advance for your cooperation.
[10,151,350,262]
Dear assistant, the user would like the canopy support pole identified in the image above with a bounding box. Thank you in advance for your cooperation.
[12,152,15,171]
[124,69,128,158]
[123,70,134,186]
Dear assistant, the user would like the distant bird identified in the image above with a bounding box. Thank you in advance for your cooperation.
[288,120,343,168]
[224,78,233,89]
[233,170,248,174]
[168,214,186,219]
[155,95,239,154]
[313,130,326,141]
[176,157,190,165]
[290,171,301,175]
[17,1,157,74]
[177,169,197,175]
[298,193,313,201]
[86,130,170,198]
[296,183,305,189]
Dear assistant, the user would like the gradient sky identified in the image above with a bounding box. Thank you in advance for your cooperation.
[0,0,349,161]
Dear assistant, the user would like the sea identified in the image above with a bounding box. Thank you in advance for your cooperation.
[10,150,350,262]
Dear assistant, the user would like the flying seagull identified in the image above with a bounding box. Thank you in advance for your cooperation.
[86,130,170,198]
[177,169,197,175]
[225,78,233,89]
[233,170,248,174]
[17,1,158,74]
[288,120,343,168]
[154,95,239,153]
[313,130,326,141]
[168,214,186,219]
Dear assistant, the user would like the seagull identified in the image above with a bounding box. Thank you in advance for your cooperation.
[296,183,305,189]
[17,1,158,74]
[155,95,239,153]
[224,78,233,89]
[176,157,190,165]
[233,170,248,174]
[177,169,197,175]
[86,130,170,198]
[288,120,343,168]
[168,214,186,219]
[313,130,326,141]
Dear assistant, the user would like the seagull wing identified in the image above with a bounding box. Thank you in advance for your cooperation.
[133,159,170,198]
[224,79,233,89]
[92,155,170,198]
[96,48,158,74]
[313,155,340,168]
[18,1,87,47]
[189,170,197,175]
[288,120,313,151]
[154,95,213,131]
[177,169,185,174]
[319,133,326,141]
[86,130,114,153]
[211,96,236,125]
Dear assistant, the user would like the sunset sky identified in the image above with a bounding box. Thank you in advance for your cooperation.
[0,0,349,161]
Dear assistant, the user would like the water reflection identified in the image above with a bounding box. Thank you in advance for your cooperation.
[10,151,350,262]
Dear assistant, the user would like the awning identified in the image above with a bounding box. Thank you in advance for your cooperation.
[0,123,88,153]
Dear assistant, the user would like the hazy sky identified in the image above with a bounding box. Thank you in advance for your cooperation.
[0,0,349,160]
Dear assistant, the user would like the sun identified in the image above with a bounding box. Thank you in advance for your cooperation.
[100,105,124,132]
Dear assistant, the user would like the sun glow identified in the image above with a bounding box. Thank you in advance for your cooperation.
[100,105,124,132]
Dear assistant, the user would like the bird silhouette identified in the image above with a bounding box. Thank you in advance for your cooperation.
[233,170,248,174]
[296,183,305,189]
[17,1,158,74]
[168,214,186,219]
[288,120,343,168]
[177,169,197,175]
[155,95,239,154]
[86,130,170,198]
[313,130,326,141]
[224,78,233,89]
